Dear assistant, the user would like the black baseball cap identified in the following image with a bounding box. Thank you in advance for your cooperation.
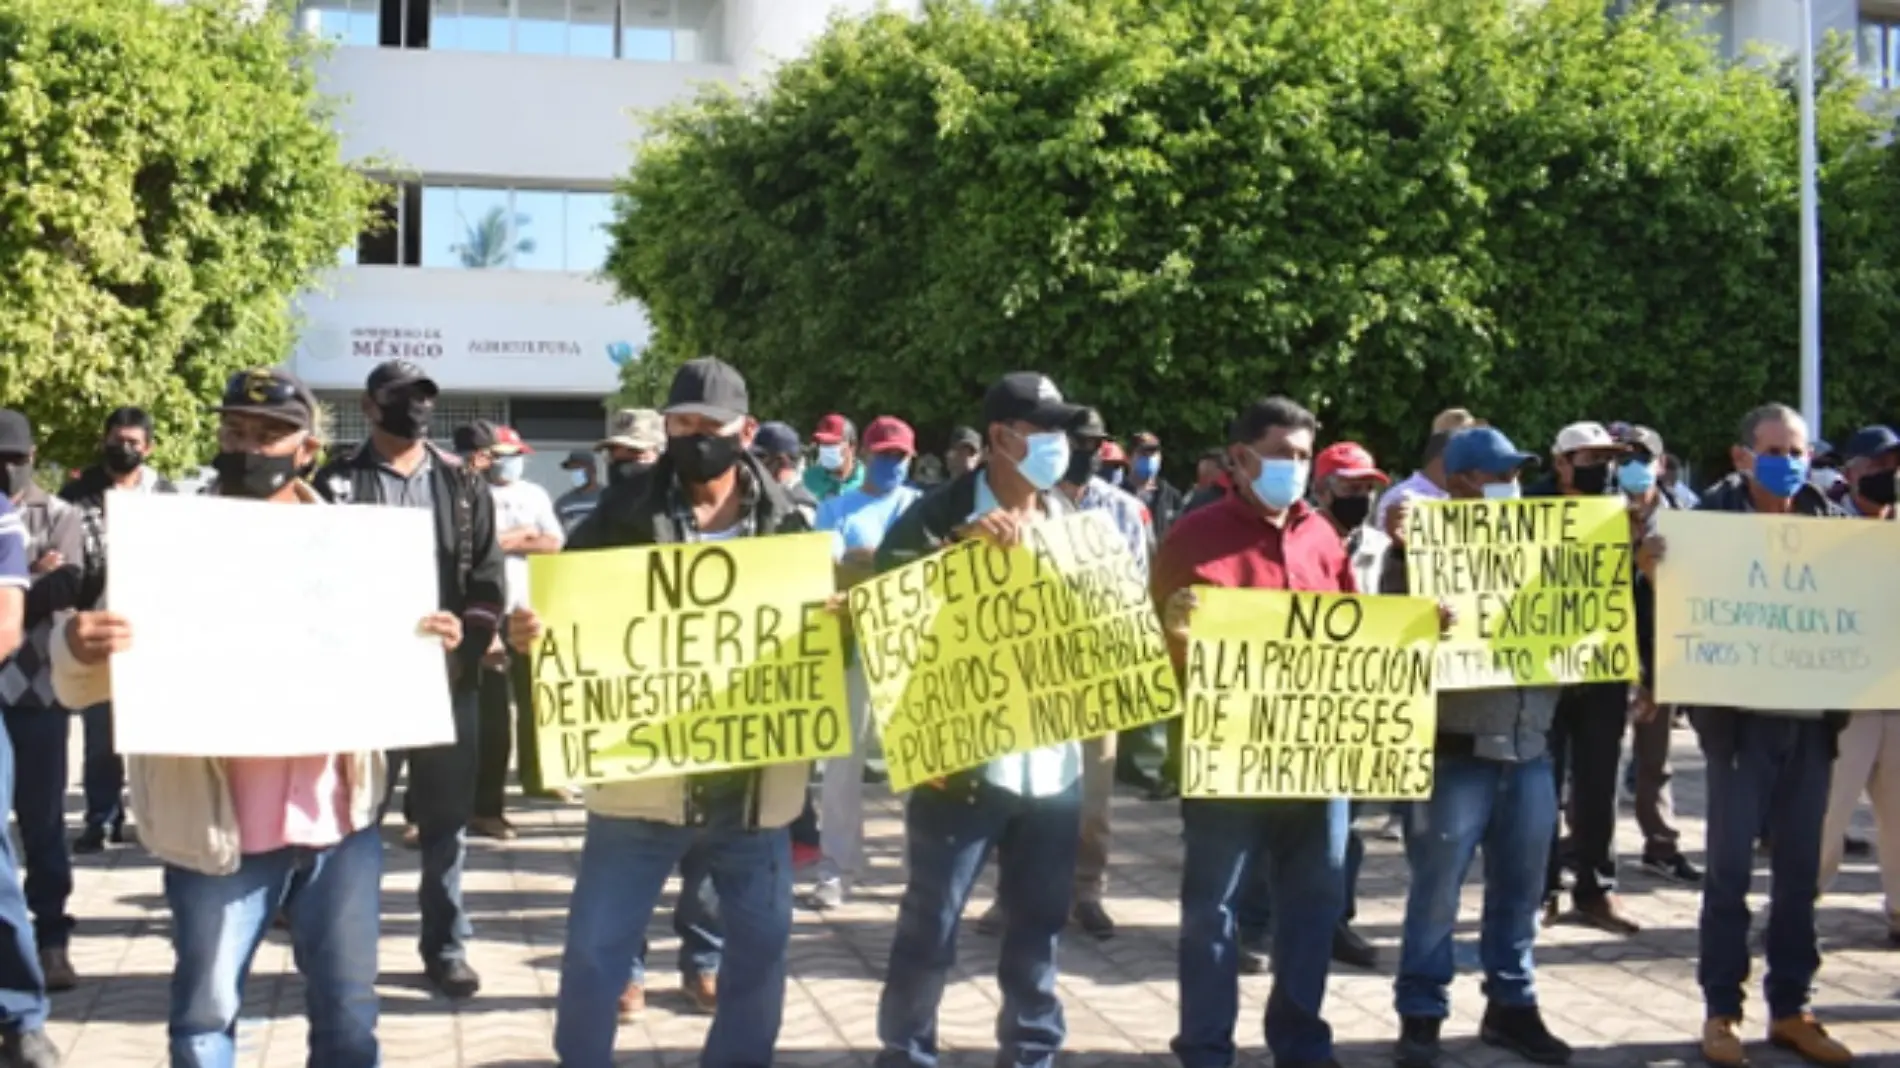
[982,373,1087,432]
[0,411,31,456]
[452,421,498,454]
[214,368,316,431]
[753,421,801,458]
[365,359,439,400]
[1072,407,1108,441]
[1844,425,1900,462]
[561,449,595,469]
[948,426,982,451]
[665,357,749,424]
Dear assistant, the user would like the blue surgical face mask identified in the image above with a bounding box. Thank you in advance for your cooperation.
[868,454,910,489]
[1011,431,1070,492]
[1132,454,1160,483]
[1250,457,1310,511]
[569,468,591,489]
[1482,480,1521,501]
[1617,460,1657,496]
[1107,468,1124,487]
[1751,452,1809,498]
[817,444,846,472]
[495,456,526,484]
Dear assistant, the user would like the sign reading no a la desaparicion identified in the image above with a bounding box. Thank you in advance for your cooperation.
[849,511,1181,791]
[526,533,849,786]
[1406,497,1638,690]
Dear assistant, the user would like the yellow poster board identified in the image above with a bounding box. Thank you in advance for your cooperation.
[849,511,1181,791]
[526,532,849,786]
[1655,511,1900,712]
[1182,587,1439,799]
[1405,497,1638,689]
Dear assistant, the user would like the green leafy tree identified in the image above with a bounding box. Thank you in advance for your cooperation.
[606,0,1900,467]
[0,0,376,470]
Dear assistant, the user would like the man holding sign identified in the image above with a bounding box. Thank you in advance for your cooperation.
[508,357,821,1068]
[1383,427,1572,1068]
[868,372,1092,1068]
[1154,397,1359,1068]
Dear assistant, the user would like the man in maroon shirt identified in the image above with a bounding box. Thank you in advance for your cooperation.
[1154,396,1354,1068]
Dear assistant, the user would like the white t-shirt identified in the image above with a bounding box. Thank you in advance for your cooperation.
[490,479,563,610]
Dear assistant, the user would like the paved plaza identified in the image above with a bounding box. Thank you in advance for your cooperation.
[38,729,1900,1066]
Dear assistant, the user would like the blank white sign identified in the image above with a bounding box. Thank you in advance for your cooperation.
[105,491,456,756]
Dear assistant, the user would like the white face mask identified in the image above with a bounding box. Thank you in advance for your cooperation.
[569,469,590,489]
[495,456,526,484]
[817,444,846,472]
[1481,480,1520,501]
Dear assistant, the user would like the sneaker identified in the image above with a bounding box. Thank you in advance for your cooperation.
[399,824,421,850]
[107,821,126,845]
[1480,1003,1571,1065]
[1377,811,1405,841]
[1145,780,1180,802]
[800,874,846,911]
[425,959,481,1000]
[71,826,106,856]
[1072,900,1116,940]
[1237,932,1269,975]
[1395,1015,1443,1068]
[1541,895,1561,926]
[36,949,74,993]
[684,972,717,1014]
[468,816,517,841]
[1332,922,1376,969]
[0,1028,58,1068]
[1843,834,1873,859]
[1701,1016,1748,1068]
[1641,852,1704,885]
[1573,895,1641,935]
[1768,1013,1852,1067]
[973,901,1005,936]
[617,982,646,1022]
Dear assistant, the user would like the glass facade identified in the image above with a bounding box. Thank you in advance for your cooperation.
[356,182,614,272]
[298,0,726,62]
[1860,17,1899,90]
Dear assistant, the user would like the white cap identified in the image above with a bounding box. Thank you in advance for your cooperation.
[1552,421,1624,456]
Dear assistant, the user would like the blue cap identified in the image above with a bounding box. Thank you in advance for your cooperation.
[753,420,801,458]
[1443,427,1538,477]
[1843,426,1900,462]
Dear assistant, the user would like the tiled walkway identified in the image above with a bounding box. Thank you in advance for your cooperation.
[43,729,1900,1066]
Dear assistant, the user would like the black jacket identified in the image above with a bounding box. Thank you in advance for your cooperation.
[313,442,504,688]
[58,465,177,611]
[874,466,1076,575]
[1134,480,1186,540]
[1686,472,1845,758]
[568,451,809,551]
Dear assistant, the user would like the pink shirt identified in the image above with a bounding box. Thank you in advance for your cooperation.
[226,756,354,854]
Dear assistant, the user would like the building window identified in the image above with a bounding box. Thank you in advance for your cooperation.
[384,184,613,272]
[301,0,723,61]
[1861,16,1899,89]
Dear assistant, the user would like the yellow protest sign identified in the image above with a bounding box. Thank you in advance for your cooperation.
[1656,511,1900,712]
[1405,497,1638,689]
[526,532,849,786]
[1181,587,1439,799]
[848,511,1181,791]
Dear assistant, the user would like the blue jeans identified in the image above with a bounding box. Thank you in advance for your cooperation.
[81,703,124,832]
[555,813,791,1068]
[0,709,71,950]
[0,710,48,1032]
[631,851,722,985]
[1174,798,1349,1067]
[876,778,1081,1068]
[1395,754,1554,1019]
[165,826,383,1068]
[399,688,478,966]
[1699,715,1833,1019]
[1236,816,1366,940]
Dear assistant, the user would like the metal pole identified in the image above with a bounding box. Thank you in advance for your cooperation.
[1797,0,1822,433]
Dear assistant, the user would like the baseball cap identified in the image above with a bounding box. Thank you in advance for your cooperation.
[1444,427,1538,477]
[489,426,533,456]
[1131,431,1161,451]
[753,421,802,458]
[214,368,316,431]
[811,413,855,446]
[984,373,1086,432]
[598,408,665,452]
[664,357,749,424]
[1314,442,1389,485]
[1099,441,1129,465]
[452,421,497,454]
[1072,407,1109,441]
[365,359,439,400]
[0,411,33,455]
[1843,425,1900,462]
[561,449,595,470]
[1552,421,1626,456]
[1619,425,1666,459]
[862,416,916,456]
[948,426,982,451]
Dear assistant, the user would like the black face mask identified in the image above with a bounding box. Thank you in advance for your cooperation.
[375,397,433,441]
[0,461,31,499]
[667,434,743,485]
[609,459,653,487]
[1064,446,1102,486]
[103,442,144,476]
[1857,469,1898,507]
[213,451,299,500]
[1570,462,1610,496]
[1328,494,1372,530]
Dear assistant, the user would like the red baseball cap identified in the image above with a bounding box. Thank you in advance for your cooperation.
[1314,442,1386,485]
[1098,440,1128,464]
[812,413,851,445]
[491,426,534,456]
[861,416,916,456]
